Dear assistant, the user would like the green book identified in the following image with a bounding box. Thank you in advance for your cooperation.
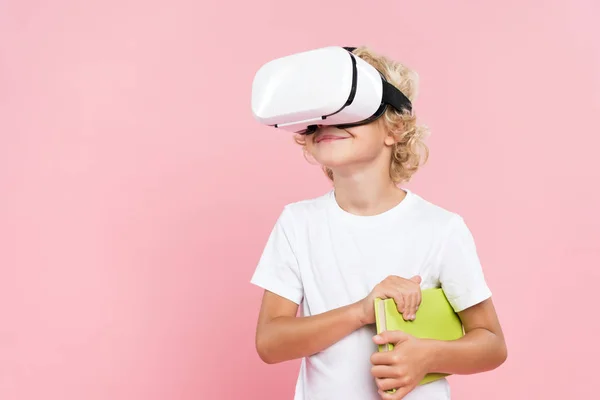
[374,288,464,390]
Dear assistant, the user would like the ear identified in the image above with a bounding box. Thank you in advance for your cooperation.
[378,118,397,147]
[383,131,396,147]
[384,135,395,146]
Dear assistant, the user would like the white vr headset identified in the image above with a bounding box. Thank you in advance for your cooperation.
[251,46,412,135]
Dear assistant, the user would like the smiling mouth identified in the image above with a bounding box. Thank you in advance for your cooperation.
[315,136,350,143]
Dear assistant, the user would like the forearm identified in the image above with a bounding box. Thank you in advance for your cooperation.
[425,328,507,375]
[257,302,364,364]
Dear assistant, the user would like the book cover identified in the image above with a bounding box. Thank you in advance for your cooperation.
[374,288,464,389]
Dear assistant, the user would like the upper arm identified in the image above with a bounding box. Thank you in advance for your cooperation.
[458,297,507,365]
[457,297,503,337]
[437,215,493,313]
[251,207,304,302]
[436,215,506,358]
[255,290,299,360]
[251,207,304,342]
[257,290,300,329]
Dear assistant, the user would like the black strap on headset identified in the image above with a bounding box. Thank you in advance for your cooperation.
[382,80,412,113]
[343,46,412,113]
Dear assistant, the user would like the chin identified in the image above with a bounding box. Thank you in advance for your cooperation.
[316,157,357,170]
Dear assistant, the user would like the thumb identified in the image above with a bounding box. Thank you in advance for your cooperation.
[373,330,411,345]
[410,275,422,284]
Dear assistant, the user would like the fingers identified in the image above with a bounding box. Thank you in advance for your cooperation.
[406,276,422,320]
[378,385,412,400]
[373,330,411,347]
[405,291,421,320]
[403,293,415,320]
[415,285,422,312]
[370,342,409,366]
[408,276,422,320]
[375,377,402,392]
[396,279,420,321]
[370,349,398,366]
[377,287,405,316]
[372,362,416,399]
[371,365,397,378]
[393,293,406,316]
[377,275,422,320]
[379,281,406,315]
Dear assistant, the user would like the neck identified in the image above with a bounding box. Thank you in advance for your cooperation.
[331,160,407,216]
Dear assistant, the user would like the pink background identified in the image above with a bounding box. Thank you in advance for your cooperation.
[1,1,599,399]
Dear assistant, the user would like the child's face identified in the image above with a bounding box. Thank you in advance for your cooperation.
[305,120,396,175]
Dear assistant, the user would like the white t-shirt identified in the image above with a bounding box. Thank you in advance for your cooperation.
[250,189,492,400]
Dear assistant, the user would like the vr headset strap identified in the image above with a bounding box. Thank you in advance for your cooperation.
[382,80,412,113]
[343,46,412,114]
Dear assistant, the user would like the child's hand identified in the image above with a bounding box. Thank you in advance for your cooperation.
[357,275,422,325]
[370,331,431,399]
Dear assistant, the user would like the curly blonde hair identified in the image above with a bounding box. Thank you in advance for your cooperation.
[294,46,430,184]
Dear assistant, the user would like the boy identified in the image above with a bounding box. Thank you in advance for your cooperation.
[250,46,507,400]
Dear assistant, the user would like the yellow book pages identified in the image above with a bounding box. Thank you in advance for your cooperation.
[374,288,464,390]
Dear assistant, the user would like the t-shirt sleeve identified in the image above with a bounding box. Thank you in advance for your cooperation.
[437,214,492,312]
[250,206,304,305]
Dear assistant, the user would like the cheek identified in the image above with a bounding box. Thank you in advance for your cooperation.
[304,137,317,154]
[310,141,363,166]
[304,134,384,166]
[351,135,385,156]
